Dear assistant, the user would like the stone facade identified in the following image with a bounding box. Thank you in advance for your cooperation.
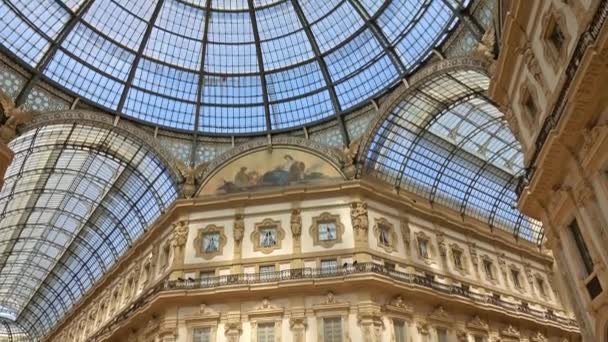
[46,180,578,342]
[490,0,608,341]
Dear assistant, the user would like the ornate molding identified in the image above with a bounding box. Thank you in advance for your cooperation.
[466,315,489,332]
[193,224,227,260]
[415,231,435,264]
[309,212,345,248]
[373,217,398,253]
[449,243,468,275]
[500,324,520,339]
[251,218,285,254]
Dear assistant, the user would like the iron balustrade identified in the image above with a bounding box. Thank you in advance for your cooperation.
[86,262,577,341]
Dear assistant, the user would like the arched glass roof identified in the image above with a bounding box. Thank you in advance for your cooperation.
[0,320,31,342]
[363,68,543,244]
[0,0,468,134]
[0,123,178,338]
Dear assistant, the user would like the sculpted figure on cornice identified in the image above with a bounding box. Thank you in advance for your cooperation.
[170,220,189,248]
[350,201,369,239]
[474,26,497,68]
[178,163,206,198]
[290,209,302,237]
[0,93,32,144]
[233,214,245,244]
[400,219,411,255]
[339,138,361,179]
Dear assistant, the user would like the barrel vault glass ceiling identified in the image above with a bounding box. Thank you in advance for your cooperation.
[0,0,469,133]
[0,124,178,338]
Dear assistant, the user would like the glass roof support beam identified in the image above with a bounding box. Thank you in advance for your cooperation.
[393,91,470,190]
[428,115,505,204]
[116,0,165,114]
[458,143,518,216]
[191,0,212,166]
[17,145,145,317]
[438,0,484,41]
[14,0,96,107]
[488,176,517,228]
[0,125,75,273]
[248,0,272,132]
[347,0,407,75]
[290,0,349,146]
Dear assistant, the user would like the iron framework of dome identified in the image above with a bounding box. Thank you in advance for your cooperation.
[0,0,470,135]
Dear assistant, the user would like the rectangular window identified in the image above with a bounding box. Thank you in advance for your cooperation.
[474,336,485,342]
[257,322,275,342]
[260,227,278,247]
[202,233,220,253]
[437,328,447,342]
[483,259,494,280]
[319,221,337,241]
[323,317,342,342]
[511,269,521,288]
[536,278,546,297]
[321,259,338,275]
[452,250,463,270]
[260,265,276,281]
[418,238,429,258]
[193,327,211,342]
[569,219,594,275]
[393,320,406,342]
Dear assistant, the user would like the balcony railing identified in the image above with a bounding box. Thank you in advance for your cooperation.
[87,263,577,341]
[517,0,608,196]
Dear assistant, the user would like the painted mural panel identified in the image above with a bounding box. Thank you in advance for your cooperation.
[200,148,343,195]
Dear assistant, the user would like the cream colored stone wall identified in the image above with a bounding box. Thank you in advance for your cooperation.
[48,187,578,342]
[118,291,575,342]
[490,0,608,340]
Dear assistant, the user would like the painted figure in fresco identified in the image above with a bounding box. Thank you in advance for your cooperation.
[218,153,331,193]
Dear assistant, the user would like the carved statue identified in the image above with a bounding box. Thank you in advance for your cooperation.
[0,105,32,144]
[468,242,478,267]
[400,219,411,254]
[350,201,369,235]
[340,138,361,168]
[436,232,447,258]
[290,209,302,237]
[325,291,336,304]
[475,26,496,62]
[170,220,189,248]
[178,163,207,198]
[233,214,245,243]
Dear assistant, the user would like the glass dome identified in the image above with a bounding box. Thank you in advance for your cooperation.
[0,0,466,134]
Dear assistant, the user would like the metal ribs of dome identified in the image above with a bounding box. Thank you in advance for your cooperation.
[0,0,470,136]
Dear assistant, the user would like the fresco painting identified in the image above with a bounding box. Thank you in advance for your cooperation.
[201,148,343,195]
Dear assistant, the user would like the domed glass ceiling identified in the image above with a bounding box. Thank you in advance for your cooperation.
[0,0,466,133]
